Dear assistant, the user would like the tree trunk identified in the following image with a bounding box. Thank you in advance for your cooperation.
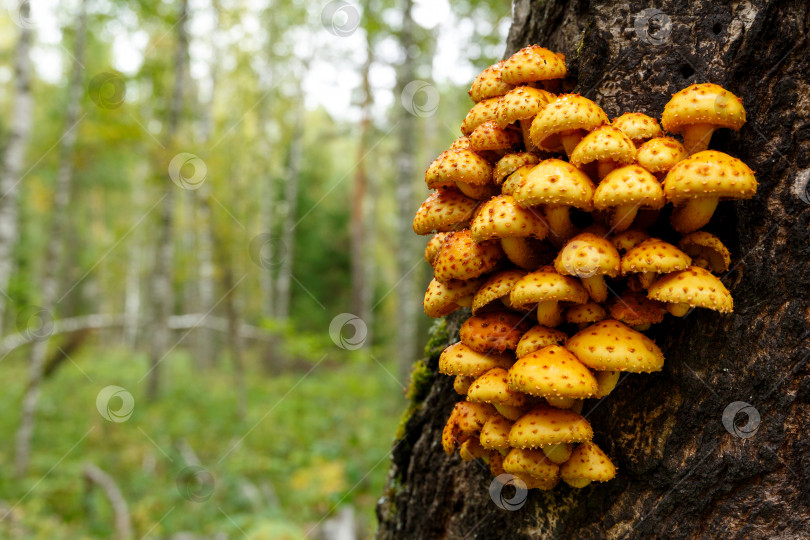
[83,463,133,540]
[0,1,34,334]
[14,0,87,478]
[376,1,810,538]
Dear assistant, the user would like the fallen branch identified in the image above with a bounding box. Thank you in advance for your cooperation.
[83,463,133,540]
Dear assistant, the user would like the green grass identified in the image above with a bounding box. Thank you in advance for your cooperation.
[0,344,404,538]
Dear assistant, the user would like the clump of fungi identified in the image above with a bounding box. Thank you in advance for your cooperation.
[413,45,757,492]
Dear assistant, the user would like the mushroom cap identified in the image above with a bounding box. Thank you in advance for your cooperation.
[480,414,513,452]
[470,195,549,241]
[593,165,665,210]
[469,61,515,103]
[661,83,746,134]
[496,86,554,127]
[565,319,665,373]
[501,164,536,197]
[508,405,593,449]
[460,311,532,353]
[647,266,734,313]
[468,367,527,407]
[620,238,692,276]
[511,472,560,490]
[413,189,478,235]
[494,152,541,185]
[566,302,607,325]
[508,345,599,399]
[500,45,567,85]
[635,137,687,174]
[554,232,621,278]
[510,266,590,308]
[423,277,483,318]
[663,150,757,203]
[426,149,494,189]
[469,121,522,151]
[512,159,596,210]
[472,269,527,314]
[515,325,568,358]
[569,125,636,168]
[439,342,515,377]
[433,230,503,282]
[424,232,452,265]
[611,112,663,143]
[449,137,472,152]
[608,292,666,327]
[530,95,609,151]
[611,229,650,254]
[503,448,561,482]
[461,97,502,136]
[678,231,731,273]
[454,401,498,434]
[560,442,617,486]
[453,375,475,395]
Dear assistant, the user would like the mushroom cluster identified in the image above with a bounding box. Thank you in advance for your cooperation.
[414,46,757,491]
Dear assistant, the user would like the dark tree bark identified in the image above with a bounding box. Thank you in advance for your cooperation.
[376,1,810,538]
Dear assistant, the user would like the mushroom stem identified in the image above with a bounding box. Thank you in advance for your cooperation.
[544,205,577,245]
[638,271,657,289]
[545,396,576,409]
[455,295,474,308]
[595,370,620,398]
[611,203,639,232]
[597,159,617,180]
[564,477,593,489]
[455,180,496,200]
[493,403,524,421]
[667,303,691,317]
[633,323,651,331]
[519,119,536,152]
[693,257,710,270]
[680,122,716,155]
[501,295,521,311]
[670,196,720,233]
[559,129,584,157]
[501,237,540,270]
[536,300,563,327]
[542,443,574,464]
[581,275,608,303]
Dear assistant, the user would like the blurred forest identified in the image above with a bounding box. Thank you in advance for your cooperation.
[0,0,509,538]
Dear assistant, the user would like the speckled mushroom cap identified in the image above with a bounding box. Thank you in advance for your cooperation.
[496,86,554,127]
[635,137,686,174]
[423,277,483,318]
[439,342,514,378]
[468,367,527,407]
[508,405,593,449]
[469,120,522,151]
[454,375,475,395]
[529,95,609,152]
[460,311,532,353]
[503,448,561,483]
[515,325,567,358]
[508,345,599,399]
[454,401,498,434]
[469,61,515,103]
[664,150,758,205]
[425,149,494,189]
[509,266,590,308]
[500,45,567,85]
[494,153,541,185]
[569,126,637,168]
[608,292,666,327]
[678,231,731,273]
[611,229,650,254]
[472,269,527,314]
[461,97,502,136]
[470,195,549,242]
[620,238,692,276]
[424,232,452,266]
[661,83,746,134]
[566,302,607,325]
[560,442,617,487]
[647,266,734,312]
[433,230,503,282]
[449,137,472,151]
[554,233,621,279]
[512,159,596,210]
[611,112,663,144]
[565,319,665,373]
[480,414,513,452]
[593,165,665,211]
[501,164,536,196]
[413,190,478,235]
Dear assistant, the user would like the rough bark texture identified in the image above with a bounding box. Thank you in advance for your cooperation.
[377,1,810,538]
